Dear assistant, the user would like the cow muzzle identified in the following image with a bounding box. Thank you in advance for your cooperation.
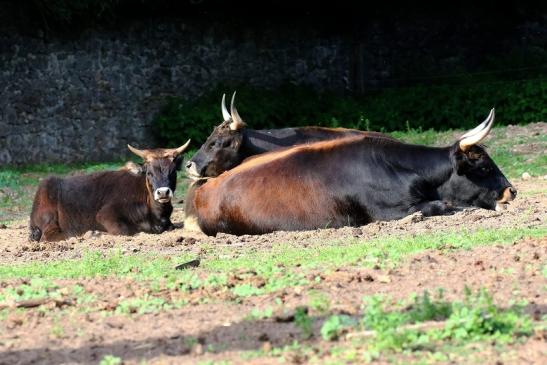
[495,186,517,211]
[154,187,173,203]
[185,161,204,180]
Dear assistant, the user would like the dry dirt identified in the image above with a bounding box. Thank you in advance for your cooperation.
[0,178,546,364]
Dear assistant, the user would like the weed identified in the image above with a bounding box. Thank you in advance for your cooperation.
[115,295,171,315]
[321,315,355,340]
[99,355,123,365]
[246,306,274,320]
[232,283,262,297]
[308,290,330,314]
[50,323,65,339]
[0,278,60,304]
[294,307,313,339]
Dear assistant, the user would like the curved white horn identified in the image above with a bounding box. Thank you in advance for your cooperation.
[221,93,231,122]
[127,144,148,159]
[459,108,495,151]
[229,91,246,131]
[172,139,191,156]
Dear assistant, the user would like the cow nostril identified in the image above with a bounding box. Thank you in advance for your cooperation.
[185,161,193,169]
[509,187,517,197]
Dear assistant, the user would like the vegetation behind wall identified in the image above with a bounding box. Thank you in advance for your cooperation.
[153,78,547,147]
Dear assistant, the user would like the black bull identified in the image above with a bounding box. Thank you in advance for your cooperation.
[188,109,516,236]
[185,92,396,179]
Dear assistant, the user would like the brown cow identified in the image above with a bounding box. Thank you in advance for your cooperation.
[189,109,516,236]
[29,141,190,242]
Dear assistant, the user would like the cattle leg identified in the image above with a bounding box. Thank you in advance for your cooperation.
[96,206,132,236]
[41,222,67,242]
[413,200,458,217]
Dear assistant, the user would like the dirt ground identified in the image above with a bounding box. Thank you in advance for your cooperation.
[0,177,546,364]
[0,235,545,364]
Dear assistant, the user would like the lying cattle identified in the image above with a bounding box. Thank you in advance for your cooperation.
[29,141,190,242]
[185,92,394,179]
[189,109,516,236]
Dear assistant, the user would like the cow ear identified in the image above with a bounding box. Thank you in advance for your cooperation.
[454,148,482,175]
[174,155,184,171]
[454,151,470,175]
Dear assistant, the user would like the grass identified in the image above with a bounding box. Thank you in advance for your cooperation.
[1,227,544,301]
[314,288,536,363]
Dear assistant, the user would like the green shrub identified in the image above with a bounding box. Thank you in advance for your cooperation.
[153,79,546,147]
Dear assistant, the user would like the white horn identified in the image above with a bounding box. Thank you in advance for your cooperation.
[127,144,148,159]
[459,108,495,151]
[229,91,246,131]
[221,94,231,122]
[172,139,191,156]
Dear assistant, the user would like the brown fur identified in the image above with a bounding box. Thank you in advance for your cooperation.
[29,158,180,242]
[193,136,384,235]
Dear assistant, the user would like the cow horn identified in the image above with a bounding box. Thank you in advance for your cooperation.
[127,144,148,159]
[172,139,191,157]
[459,108,495,151]
[229,91,246,131]
[221,93,231,122]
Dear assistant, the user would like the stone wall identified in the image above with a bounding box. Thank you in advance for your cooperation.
[0,15,544,165]
[0,22,350,165]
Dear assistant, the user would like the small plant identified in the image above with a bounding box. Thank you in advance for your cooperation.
[321,315,355,340]
[358,288,534,353]
[308,290,330,314]
[99,355,123,365]
[232,283,263,297]
[247,306,274,320]
[294,307,313,339]
[115,295,170,315]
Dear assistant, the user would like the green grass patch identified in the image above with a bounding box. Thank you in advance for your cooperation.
[321,288,533,361]
[115,295,173,315]
[0,278,61,303]
[1,227,544,302]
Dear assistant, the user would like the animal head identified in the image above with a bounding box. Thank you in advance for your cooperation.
[185,92,246,179]
[443,109,516,211]
[127,140,191,204]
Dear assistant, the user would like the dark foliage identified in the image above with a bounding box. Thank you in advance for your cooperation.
[153,78,546,147]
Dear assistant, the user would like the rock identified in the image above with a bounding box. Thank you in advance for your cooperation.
[400,212,424,224]
[274,306,308,322]
[191,343,204,355]
[377,274,391,283]
[261,341,272,352]
[522,172,531,180]
[184,237,197,245]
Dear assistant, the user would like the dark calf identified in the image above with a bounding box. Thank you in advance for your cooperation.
[29,141,190,242]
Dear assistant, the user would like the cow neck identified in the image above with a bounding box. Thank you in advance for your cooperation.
[241,128,297,156]
[149,199,173,220]
[390,144,454,187]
